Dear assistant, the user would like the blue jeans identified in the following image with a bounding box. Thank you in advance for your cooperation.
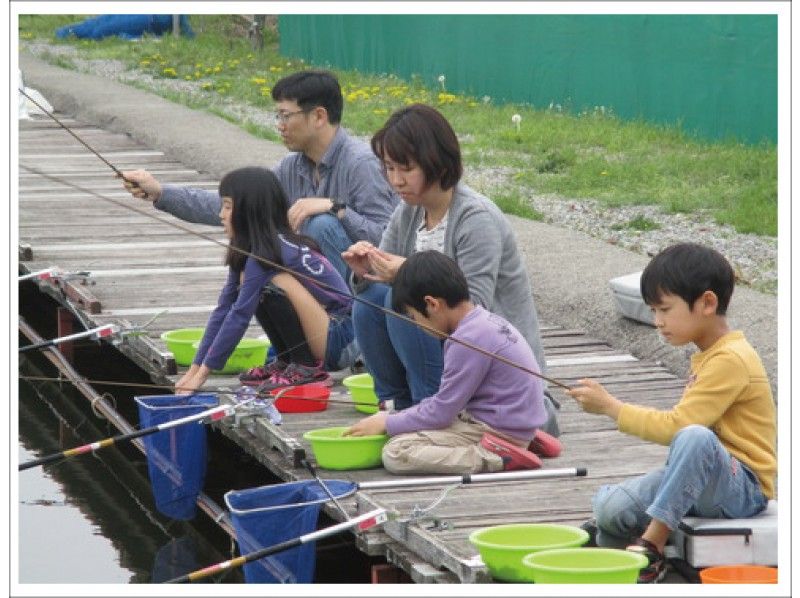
[352,283,443,410]
[324,314,359,371]
[593,425,768,548]
[301,213,353,281]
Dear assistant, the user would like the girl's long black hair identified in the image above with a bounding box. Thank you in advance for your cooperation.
[218,166,319,271]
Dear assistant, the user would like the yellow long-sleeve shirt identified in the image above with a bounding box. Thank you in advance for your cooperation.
[617,331,776,498]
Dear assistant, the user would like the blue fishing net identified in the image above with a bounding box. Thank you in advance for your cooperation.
[135,394,218,520]
[225,480,358,583]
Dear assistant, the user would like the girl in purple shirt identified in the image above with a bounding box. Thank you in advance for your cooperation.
[176,167,357,394]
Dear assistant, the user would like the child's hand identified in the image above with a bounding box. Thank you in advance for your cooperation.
[343,412,388,437]
[567,378,623,420]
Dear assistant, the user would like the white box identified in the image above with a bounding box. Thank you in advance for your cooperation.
[608,271,654,326]
[670,500,778,567]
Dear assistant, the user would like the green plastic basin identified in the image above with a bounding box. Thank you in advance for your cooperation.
[469,524,590,583]
[160,328,205,366]
[191,338,270,375]
[303,426,387,470]
[342,373,379,414]
[522,548,649,584]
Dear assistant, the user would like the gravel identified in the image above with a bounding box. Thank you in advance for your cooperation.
[22,41,777,295]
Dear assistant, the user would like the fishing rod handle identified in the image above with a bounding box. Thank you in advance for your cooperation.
[18,451,66,471]
[358,467,588,490]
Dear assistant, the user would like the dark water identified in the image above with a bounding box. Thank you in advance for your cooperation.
[16,283,376,586]
[17,374,239,584]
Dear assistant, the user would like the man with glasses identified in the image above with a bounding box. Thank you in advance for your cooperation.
[121,70,398,279]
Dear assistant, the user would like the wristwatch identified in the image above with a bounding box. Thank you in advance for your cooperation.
[329,201,346,219]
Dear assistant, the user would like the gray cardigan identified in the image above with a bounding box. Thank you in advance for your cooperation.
[378,183,547,373]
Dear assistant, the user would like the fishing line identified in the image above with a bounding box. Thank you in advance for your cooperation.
[21,163,571,391]
[18,374,384,410]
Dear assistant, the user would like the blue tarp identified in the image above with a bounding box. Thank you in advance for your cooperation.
[56,15,193,40]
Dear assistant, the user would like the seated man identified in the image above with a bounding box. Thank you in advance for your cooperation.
[121,69,399,280]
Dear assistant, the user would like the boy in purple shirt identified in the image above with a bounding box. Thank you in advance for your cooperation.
[345,251,555,474]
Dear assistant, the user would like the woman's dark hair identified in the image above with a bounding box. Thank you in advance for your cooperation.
[271,70,343,125]
[219,167,318,271]
[640,243,735,315]
[371,104,462,190]
[392,250,470,315]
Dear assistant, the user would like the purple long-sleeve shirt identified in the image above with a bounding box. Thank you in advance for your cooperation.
[193,236,351,370]
[384,306,546,443]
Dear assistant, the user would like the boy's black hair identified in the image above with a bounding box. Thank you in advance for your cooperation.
[640,243,735,314]
[271,70,343,125]
[219,167,318,271]
[392,250,470,315]
[371,103,463,191]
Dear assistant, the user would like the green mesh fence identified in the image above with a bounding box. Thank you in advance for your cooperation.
[279,14,776,144]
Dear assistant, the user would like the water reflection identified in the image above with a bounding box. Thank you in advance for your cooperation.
[17,374,236,584]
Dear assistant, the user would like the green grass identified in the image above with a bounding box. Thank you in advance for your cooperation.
[19,14,777,237]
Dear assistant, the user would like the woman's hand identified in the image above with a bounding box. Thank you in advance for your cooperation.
[342,241,376,278]
[364,249,405,283]
[566,378,623,420]
[343,412,388,437]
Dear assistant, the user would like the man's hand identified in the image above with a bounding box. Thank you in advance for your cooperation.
[343,412,388,437]
[342,241,376,278]
[566,378,623,420]
[287,197,335,231]
[120,169,163,202]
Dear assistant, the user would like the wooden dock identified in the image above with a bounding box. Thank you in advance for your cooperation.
[18,114,686,583]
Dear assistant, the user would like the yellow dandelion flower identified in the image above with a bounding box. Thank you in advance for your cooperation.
[251,77,267,85]
[269,66,283,73]
[260,87,272,96]
[372,109,388,115]
[213,66,222,73]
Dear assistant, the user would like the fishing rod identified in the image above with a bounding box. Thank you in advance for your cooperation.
[17,398,246,472]
[302,459,351,521]
[18,87,132,181]
[164,507,388,583]
[18,323,118,354]
[356,467,587,490]
[20,163,572,392]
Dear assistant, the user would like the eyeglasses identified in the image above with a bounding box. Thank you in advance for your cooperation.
[273,109,309,125]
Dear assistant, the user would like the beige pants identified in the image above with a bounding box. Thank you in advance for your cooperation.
[382,412,528,475]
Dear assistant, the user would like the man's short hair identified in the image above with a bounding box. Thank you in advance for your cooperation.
[371,104,463,190]
[392,250,470,315]
[640,243,735,314]
[272,70,343,125]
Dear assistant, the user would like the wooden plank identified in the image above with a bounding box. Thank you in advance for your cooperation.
[19,115,700,584]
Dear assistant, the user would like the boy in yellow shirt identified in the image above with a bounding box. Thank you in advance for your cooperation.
[568,243,776,583]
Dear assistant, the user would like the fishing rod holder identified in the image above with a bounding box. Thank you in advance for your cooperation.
[226,387,282,434]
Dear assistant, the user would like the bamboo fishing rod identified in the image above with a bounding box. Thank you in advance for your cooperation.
[20,162,572,392]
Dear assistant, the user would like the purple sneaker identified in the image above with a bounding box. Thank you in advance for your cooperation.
[256,361,332,392]
[239,359,288,387]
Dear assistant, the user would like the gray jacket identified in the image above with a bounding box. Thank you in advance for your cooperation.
[379,183,547,373]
